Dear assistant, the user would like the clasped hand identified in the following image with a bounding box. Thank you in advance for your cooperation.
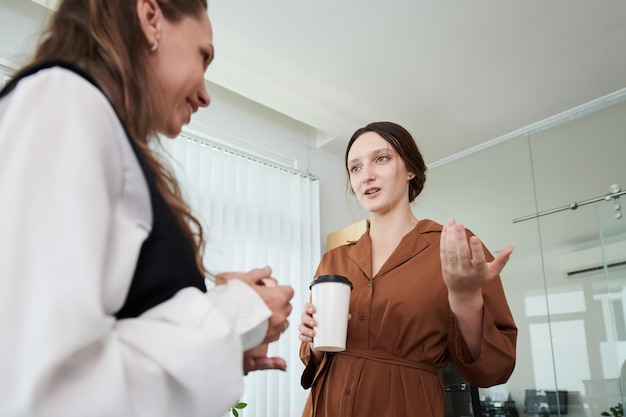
[217,267,294,374]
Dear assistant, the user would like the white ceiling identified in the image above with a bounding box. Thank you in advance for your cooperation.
[21,0,626,165]
[204,0,626,164]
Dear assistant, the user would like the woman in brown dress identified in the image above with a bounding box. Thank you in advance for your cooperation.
[298,121,517,416]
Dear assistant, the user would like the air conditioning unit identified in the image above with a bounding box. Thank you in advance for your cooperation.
[559,240,626,277]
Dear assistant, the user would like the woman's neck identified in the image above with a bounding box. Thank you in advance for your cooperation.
[368,209,418,244]
[367,209,418,277]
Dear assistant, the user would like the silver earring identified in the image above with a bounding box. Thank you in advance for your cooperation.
[150,40,159,53]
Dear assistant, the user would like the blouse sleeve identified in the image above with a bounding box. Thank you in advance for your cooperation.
[0,68,269,417]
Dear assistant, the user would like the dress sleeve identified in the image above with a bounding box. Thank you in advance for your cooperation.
[299,339,333,389]
[299,286,329,388]
[446,249,518,387]
[0,68,269,417]
[299,255,335,389]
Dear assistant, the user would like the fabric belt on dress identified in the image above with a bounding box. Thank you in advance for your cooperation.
[339,348,439,374]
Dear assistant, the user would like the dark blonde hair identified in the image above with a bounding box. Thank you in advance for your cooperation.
[20,0,209,274]
[345,121,427,203]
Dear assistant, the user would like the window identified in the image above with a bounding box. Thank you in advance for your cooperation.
[158,132,320,416]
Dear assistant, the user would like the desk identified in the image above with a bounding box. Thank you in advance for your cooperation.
[480,400,519,417]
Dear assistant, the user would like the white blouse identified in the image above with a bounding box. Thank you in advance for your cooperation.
[0,67,271,417]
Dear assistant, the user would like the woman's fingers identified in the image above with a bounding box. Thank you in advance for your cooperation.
[298,303,316,342]
[488,246,514,275]
[243,354,287,374]
[441,219,514,295]
[441,218,470,266]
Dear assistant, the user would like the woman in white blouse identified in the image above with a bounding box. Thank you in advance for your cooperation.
[0,0,294,416]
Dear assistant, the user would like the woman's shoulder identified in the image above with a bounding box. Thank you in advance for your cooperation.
[324,240,358,257]
[1,61,131,171]
[416,218,444,232]
[416,218,479,242]
[5,61,96,86]
[2,62,106,108]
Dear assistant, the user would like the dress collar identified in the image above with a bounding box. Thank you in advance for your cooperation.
[346,219,442,279]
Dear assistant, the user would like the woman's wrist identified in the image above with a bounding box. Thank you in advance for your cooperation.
[448,290,483,315]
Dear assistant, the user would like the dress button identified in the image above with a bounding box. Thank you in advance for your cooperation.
[344,388,351,395]
[358,313,365,320]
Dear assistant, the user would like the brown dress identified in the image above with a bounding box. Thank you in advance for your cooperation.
[300,220,517,417]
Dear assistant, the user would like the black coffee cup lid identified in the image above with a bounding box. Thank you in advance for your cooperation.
[309,274,353,290]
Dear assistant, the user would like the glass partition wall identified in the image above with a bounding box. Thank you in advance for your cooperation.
[519,97,626,417]
[416,93,626,417]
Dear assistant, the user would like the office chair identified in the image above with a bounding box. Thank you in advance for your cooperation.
[470,385,482,416]
[444,382,483,416]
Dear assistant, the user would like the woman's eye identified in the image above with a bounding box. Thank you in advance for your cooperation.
[202,52,212,67]
[376,156,389,163]
[349,166,360,173]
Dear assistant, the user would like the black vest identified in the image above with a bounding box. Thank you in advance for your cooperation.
[1,61,206,319]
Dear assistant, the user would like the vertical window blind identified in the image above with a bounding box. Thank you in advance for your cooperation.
[158,133,319,417]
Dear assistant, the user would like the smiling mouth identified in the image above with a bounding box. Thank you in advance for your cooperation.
[186,100,199,116]
[185,103,194,124]
[364,188,380,196]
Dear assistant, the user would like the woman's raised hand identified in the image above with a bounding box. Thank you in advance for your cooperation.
[440,218,513,296]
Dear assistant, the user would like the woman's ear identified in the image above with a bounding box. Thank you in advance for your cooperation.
[408,172,415,180]
[137,0,163,48]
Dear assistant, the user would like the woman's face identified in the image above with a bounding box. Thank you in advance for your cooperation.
[150,11,213,137]
[346,131,413,215]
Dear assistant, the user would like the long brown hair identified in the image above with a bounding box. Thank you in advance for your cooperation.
[22,0,209,275]
[345,121,427,203]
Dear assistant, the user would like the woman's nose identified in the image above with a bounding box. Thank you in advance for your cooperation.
[361,165,375,182]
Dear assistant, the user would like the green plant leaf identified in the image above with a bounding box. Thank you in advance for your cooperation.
[601,403,626,417]
[230,400,248,417]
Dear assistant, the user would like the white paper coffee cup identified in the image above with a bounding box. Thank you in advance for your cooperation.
[310,274,353,352]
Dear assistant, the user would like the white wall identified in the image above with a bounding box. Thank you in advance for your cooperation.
[0,0,48,67]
